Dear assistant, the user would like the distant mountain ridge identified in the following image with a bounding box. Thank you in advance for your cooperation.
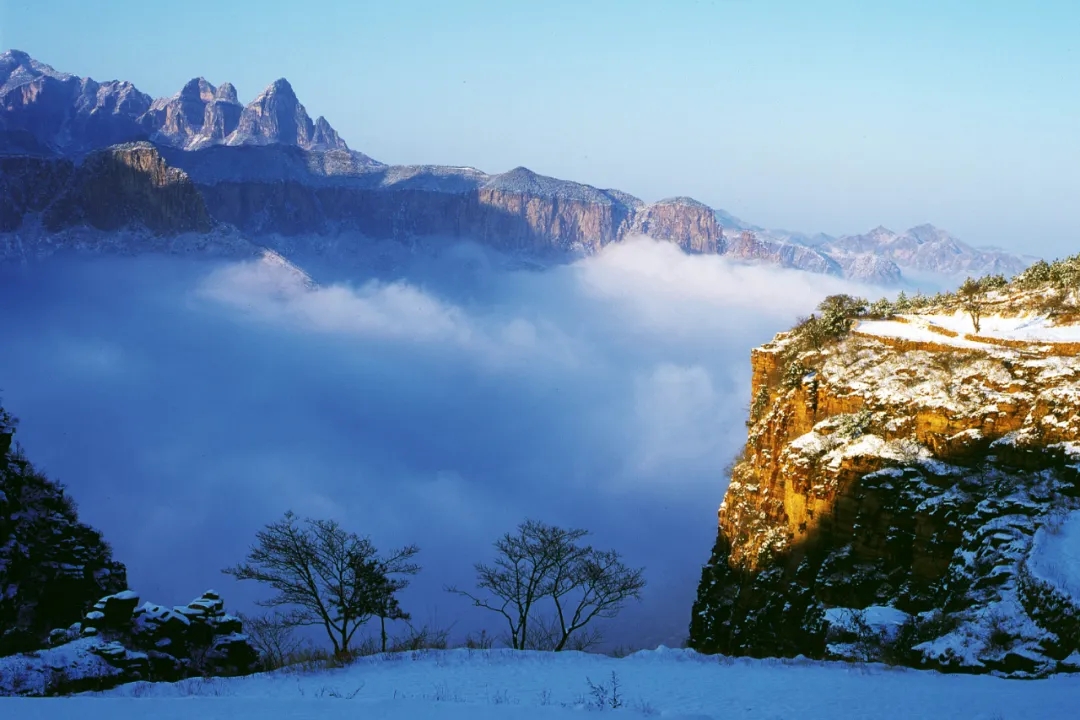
[0,51,355,157]
[0,51,1033,284]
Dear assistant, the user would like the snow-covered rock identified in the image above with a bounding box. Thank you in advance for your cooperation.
[691,272,1080,675]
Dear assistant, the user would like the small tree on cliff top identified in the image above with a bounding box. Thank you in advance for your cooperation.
[958,277,984,333]
[817,294,868,336]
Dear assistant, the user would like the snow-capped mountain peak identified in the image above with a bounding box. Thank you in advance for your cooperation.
[0,49,73,96]
[224,77,348,151]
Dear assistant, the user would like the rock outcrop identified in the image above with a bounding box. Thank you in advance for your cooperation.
[724,230,841,276]
[0,405,127,656]
[144,77,244,151]
[630,197,724,254]
[689,274,1080,676]
[1,589,258,695]
[43,143,214,234]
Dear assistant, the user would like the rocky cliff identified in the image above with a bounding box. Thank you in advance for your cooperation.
[1,589,258,695]
[690,265,1080,676]
[0,404,128,656]
[630,197,724,254]
[43,143,213,234]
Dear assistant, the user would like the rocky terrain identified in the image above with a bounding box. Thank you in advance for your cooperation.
[689,260,1080,676]
[0,51,1030,284]
[1,589,258,695]
[0,405,128,656]
[0,402,259,695]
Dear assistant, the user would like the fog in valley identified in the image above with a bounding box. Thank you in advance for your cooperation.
[0,237,876,649]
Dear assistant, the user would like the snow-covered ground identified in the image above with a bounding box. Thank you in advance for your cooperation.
[4,647,1078,719]
[1029,508,1080,604]
[855,311,1080,347]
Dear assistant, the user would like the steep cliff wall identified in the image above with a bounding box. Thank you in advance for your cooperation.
[197,179,640,253]
[630,197,724,254]
[690,282,1080,676]
[0,143,212,237]
[0,155,75,231]
[1,406,128,656]
[45,143,213,234]
[0,136,910,281]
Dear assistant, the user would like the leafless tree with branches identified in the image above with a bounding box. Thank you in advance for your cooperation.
[448,519,645,651]
[223,511,420,657]
[239,611,305,669]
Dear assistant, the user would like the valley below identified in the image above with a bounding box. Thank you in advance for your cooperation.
[0,240,864,656]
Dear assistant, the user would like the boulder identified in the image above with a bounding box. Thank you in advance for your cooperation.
[32,588,263,687]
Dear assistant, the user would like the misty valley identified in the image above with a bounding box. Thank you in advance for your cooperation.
[2,20,1080,720]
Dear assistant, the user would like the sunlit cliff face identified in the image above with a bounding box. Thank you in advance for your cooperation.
[692,282,1080,673]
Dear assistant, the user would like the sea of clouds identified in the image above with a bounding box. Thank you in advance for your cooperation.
[0,236,879,649]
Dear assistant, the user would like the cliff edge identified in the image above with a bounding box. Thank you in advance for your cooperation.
[689,261,1080,676]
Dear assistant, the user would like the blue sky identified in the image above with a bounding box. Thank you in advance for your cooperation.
[4,0,1078,256]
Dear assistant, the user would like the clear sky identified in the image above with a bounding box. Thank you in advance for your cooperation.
[3,0,1078,257]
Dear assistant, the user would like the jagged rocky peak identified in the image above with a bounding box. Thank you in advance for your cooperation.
[310,115,344,151]
[0,49,71,95]
[906,223,954,245]
[690,271,1080,676]
[224,77,347,151]
[180,77,216,103]
[868,224,896,237]
[0,53,351,154]
[214,81,238,103]
[0,48,32,66]
[172,78,216,128]
[148,76,244,150]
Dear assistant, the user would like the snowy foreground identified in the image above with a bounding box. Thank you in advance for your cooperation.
[4,647,1078,719]
[1030,508,1080,604]
[855,310,1080,346]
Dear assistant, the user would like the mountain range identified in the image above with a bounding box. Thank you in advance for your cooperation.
[0,51,1032,284]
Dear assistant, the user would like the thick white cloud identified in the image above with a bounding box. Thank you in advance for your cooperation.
[0,239,875,649]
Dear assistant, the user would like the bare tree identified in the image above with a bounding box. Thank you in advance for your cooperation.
[240,611,305,669]
[958,277,983,333]
[223,511,419,657]
[448,519,645,651]
[548,548,645,650]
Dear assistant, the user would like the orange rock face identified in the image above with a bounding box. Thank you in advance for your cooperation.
[690,322,1080,673]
